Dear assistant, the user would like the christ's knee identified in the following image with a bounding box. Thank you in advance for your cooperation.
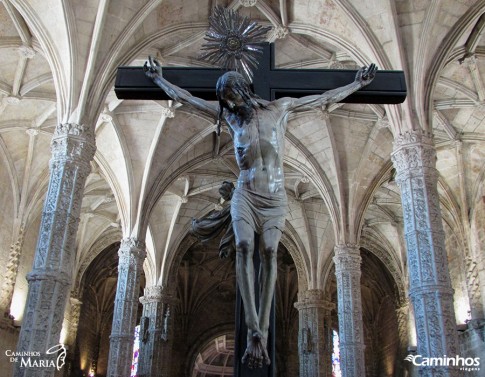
[261,246,277,263]
[236,240,252,257]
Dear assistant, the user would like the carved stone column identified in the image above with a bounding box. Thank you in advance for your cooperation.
[1,225,25,320]
[107,238,146,377]
[14,123,95,377]
[138,286,162,377]
[62,297,82,377]
[392,130,458,376]
[333,244,365,377]
[396,301,411,377]
[294,289,334,377]
[138,286,176,377]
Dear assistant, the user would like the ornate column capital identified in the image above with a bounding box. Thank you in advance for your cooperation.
[53,122,95,139]
[294,289,335,311]
[393,129,434,149]
[333,244,361,272]
[119,237,146,261]
[140,285,163,305]
[51,123,96,169]
[391,130,437,183]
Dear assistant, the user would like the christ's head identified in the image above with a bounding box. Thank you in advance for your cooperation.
[216,71,254,111]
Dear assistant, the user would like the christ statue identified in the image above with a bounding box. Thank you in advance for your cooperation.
[144,57,376,368]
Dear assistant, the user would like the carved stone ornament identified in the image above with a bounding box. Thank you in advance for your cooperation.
[392,130,459,375]
[65,297,83,347]
[5,96,20,105]
[240,0,257,7]
[160,106,175,118]
[15,119,97,377]
[107,237,146,377]
[51,123,96,166]
[294,289,334,377]
[53,122,95,139]
[333,244,365,377]
[18,45,36,59]
[140,285,163,304]
[138,285,172,376]
[118,238,147,268]
[391,130,437,181]
[0,226,25,317]
[269,25,289,41]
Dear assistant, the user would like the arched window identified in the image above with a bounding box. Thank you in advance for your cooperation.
[332,330,341,377]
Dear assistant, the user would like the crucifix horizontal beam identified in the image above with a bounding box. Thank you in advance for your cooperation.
[115,44,406,104]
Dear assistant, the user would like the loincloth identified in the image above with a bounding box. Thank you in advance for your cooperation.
[230,188,288,234]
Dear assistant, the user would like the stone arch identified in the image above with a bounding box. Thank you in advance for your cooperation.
[360,230,406,305]
[73,229,122,296]
[185,323,234,377]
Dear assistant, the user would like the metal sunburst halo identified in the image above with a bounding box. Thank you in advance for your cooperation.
[199,6,271,83]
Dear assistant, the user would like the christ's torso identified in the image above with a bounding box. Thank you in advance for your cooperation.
[225,106,286,194]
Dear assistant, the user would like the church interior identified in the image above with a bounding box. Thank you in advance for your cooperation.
[0,0,485,376]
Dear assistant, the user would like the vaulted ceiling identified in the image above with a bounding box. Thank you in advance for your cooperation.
[1,0,485,326]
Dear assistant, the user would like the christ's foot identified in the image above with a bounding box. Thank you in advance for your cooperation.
[241,331,270,369]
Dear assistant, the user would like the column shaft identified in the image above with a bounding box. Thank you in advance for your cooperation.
[392,131,458,376]
[1,225,25,319]
[138,286,175,377]
[14,123,95,377]
[107,238,146,377]
[294,289,334,377]
[62,297,82,377]
[333,244,365,377]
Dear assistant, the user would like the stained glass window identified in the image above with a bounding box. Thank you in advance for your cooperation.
[131,325,140,376]
[332,330,341,377]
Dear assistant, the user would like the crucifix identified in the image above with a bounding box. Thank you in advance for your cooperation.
[115,7,405,376]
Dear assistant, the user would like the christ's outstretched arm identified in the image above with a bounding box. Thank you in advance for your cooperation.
[144,56,219,118]
[279,63,377,112]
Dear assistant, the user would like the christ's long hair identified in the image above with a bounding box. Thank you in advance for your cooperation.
[215,71,266,134]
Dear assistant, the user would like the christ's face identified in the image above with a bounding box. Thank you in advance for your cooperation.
[221,87,246,112]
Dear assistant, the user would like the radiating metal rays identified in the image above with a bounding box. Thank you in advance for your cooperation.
[199,6,270,83]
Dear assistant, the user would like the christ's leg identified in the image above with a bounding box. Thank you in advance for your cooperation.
[233,219,258,331]
[259,228,281,339]
[233,219,268,368]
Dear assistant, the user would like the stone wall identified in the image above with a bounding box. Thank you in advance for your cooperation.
[458,321,485,377]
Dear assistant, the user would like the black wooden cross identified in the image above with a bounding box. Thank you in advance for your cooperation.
[115,43,406,103]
